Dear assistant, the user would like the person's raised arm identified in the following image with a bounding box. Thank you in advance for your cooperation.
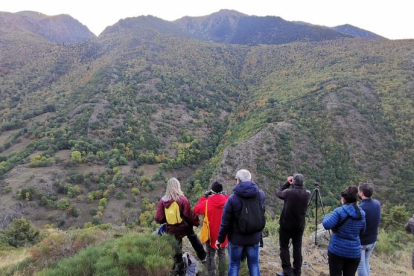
[277,176,293,200]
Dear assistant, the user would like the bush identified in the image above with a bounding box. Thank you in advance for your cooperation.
[375,228,412,256]
[89,208,98,216]
[57,198,70,210]
[72,208,81,218]
[0,218,43,248]
[30,228,111,268]
[4,185,12,193]
[37,234,176,276]
[131,187,140,195]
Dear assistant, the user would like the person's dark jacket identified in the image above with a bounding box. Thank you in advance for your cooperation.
[217,181,265,246]
[277,181,311,231]
[359,198,381,245]
[404,214,414,270]
[154,195,200,239]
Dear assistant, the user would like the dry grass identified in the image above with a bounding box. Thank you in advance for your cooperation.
[257,233,413,276]
[54,149,71,160]
[2,137,32,156]
[0,130,15,145]
[0,248,30,269]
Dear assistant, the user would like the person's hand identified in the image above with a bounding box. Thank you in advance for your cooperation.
[287,176,293,185]
[204,190,213,198]
[215,240,221,249]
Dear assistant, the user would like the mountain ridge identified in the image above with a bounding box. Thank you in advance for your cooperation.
[332,24,385,39]
[0,11,95,44]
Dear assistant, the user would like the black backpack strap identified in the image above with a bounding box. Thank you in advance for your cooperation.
[333,205,361,232]
[335,215,351,229]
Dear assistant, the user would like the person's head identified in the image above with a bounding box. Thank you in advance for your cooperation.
[235,169,252,183]
[358,183,373,198]
[293,173,304,186]
[341,186,358,204]
[211,181,223,193]
[165,177,184,201]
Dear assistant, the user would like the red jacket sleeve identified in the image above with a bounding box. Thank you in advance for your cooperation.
[180,196,200,227]
[154,200,166,224]
[193,196,207,215]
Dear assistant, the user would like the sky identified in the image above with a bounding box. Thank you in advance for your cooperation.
[1,0,413,39]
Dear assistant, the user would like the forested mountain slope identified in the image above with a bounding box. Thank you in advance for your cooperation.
[0,11,95,44]
[0,11,414,229]
[332,24,384,39]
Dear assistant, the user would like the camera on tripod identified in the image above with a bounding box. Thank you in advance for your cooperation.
[314,182,320,188]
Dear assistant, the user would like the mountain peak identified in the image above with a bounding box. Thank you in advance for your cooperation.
[213,9,247,17]
[1,11,95,43]
[332,24,385,39]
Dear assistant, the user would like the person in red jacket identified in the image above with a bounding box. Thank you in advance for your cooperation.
[155,177,206,276]
[194,182,229,276]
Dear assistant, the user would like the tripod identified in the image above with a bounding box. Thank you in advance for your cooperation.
[307,182,330,245]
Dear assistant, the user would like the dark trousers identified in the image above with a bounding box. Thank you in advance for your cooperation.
[172,230,206,276]
[328,251,360,276]
[206,245,226,276]
[173,238,185,276]
[279,227,304,276]
[187,230,207,261]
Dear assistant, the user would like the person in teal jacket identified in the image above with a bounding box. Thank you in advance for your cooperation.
[322,186,366,276]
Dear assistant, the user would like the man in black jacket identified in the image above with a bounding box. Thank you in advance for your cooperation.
[276,174,311,276]
[216,169,266,276]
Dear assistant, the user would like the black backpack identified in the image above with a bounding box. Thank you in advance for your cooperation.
[237,193,266,234]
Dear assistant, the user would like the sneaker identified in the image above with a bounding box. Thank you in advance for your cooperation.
[201,258,207,264]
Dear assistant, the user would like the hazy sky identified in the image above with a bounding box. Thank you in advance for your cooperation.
[2,0,413,39]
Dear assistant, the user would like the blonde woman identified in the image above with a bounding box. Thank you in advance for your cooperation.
[155,178,206,275]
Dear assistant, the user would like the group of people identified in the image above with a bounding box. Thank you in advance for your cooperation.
[153,169,409,276]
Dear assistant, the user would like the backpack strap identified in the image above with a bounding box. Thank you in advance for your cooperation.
[333,205,362,232]
[335,214,351,230]
[205,199,208,217]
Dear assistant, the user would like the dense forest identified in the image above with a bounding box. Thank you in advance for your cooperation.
[0,10,414,231]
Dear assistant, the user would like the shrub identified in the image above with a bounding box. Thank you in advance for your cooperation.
[57,198,70,210]
[0,218,43,248]
[99,198,107,208]
[72,208,81,218]
[115,191,124,200]
[30,228,111,268]
[4,185,12,193]
[89,208,98,216]
[375,228,411,256]
[131,187,140,195]
[37,234,176,276]
[92,216,101,226]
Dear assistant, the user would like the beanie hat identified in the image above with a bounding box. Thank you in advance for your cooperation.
[211,181,223,193]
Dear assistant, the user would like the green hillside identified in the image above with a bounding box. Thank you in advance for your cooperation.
[1,13,414,230]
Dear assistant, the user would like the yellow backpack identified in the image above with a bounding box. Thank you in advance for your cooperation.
[165,201,183,225]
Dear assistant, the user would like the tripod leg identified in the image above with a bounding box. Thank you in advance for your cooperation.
[315,189,318,245]
[316,188,331,238]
